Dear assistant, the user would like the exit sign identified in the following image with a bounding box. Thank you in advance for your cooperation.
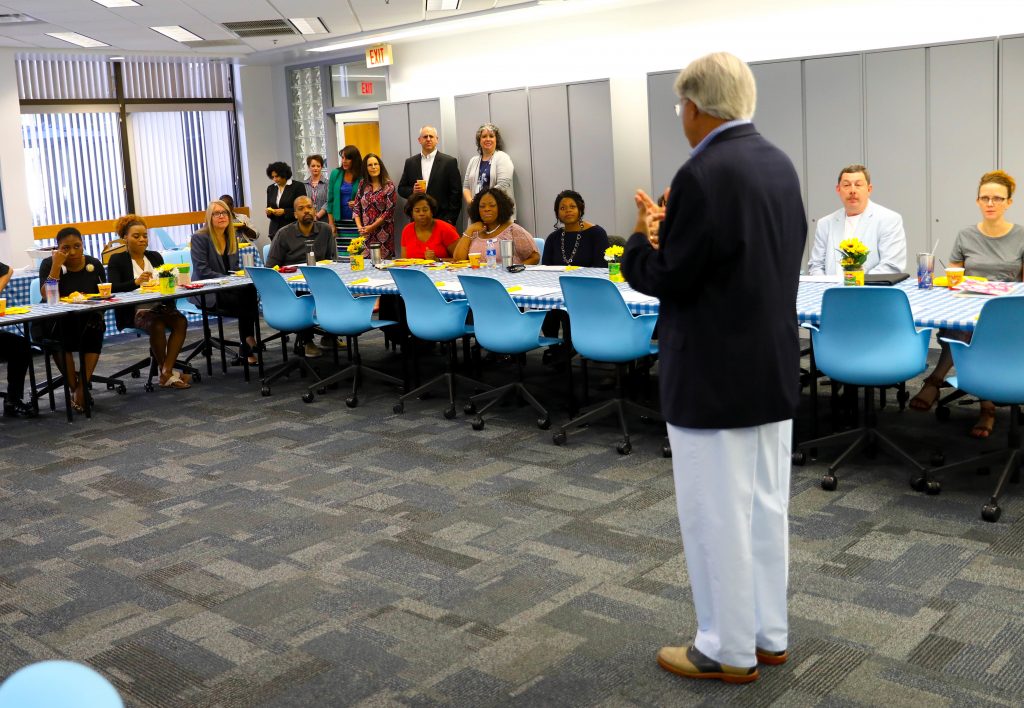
[365,43,393,68]
[360,82,374,95]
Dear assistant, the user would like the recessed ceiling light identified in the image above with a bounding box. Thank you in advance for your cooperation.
[92,0,140,7]
[46,31,108,48]
[289,17,328,35]
[426,0,460,9]
[109,55,125,61]
[151,25,202,43]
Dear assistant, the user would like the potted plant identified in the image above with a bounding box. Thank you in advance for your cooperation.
[604,244,625,282]
[156,264,177,294]
[348,236,367,271]
[838,238,869,286]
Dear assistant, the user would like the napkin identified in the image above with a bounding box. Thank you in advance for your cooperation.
[286,274,305,282]
[1,306,30,315]
[350,277,370,285]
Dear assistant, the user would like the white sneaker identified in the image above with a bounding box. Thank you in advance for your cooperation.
[304,342,323,358]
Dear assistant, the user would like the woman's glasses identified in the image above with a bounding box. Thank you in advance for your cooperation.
[978,196,1007,204]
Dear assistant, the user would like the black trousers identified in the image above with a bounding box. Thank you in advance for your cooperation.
[0,330,31,401]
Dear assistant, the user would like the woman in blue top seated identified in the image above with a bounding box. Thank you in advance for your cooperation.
[541,189,610,267]
[106,214,191,389]
[36,227,106,411]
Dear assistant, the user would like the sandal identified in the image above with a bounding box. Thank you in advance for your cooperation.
[160,371,191,389]
[970,404,996,439]
[909,378,942,412]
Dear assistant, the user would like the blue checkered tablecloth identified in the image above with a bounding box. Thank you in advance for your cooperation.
[795,279,1020,331]
[280,264,661,314]
[2,245,262,335]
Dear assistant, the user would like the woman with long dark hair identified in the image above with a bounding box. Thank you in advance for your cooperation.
[352,153,397,259]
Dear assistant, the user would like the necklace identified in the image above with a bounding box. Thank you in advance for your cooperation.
[560,226,583,264]
[484,223,503,236]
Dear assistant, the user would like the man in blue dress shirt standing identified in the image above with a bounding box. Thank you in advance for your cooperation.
[623,52,807,684]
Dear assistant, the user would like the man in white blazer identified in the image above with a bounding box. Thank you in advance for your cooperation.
[807,164,907,275]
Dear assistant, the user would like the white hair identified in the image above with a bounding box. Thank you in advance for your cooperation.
[674,52,756,121]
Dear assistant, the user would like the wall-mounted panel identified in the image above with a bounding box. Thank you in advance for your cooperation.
[750,60,805,199]
[377,102,412,251]
[865,48,927,259]
[407,99,442,154]
[454,92,490,194]
[488,88,535,234]
[568,80,616,235]
[999,37,1024,196]
[647,70,688,196]
[803,54,864,240]
[528,83,571,238]
[929,41,996,254]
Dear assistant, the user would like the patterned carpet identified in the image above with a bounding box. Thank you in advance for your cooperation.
[1,326,1022,707]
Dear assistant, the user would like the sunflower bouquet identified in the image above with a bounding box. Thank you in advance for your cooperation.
[604,244,625,282]
[348,237,367,270]
[838,237,870,286]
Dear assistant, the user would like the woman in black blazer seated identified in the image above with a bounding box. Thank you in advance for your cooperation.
[107,214,191,389]
[265,161,305,240]
[191,200,260,366]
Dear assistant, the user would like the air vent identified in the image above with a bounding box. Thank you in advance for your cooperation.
[0,13,41,24]
[222,19,297,38]
[181,39,246,48]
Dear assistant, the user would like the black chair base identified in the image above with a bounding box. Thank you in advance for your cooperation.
[468,380,550,431]
[553,361,668,456]
[794,385,936,492]
[304,336,400,407]
[928,404,1021,522]
[261,351,321,397]
[394,339,491,418]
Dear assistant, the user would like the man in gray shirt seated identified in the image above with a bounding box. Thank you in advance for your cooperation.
[266,196,335,268]
[265,195,335,357]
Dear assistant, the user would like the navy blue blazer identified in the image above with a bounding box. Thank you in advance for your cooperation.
[622,123,807,429]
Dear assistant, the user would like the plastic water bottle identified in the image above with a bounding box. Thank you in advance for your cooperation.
[45,278,59,305]
[306,241,316,266]
[485,239,497,269]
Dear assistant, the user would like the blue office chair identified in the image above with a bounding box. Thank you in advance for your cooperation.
[553,276,665,455]
[925,296,1024,522]
[533,237,545,256]
[0,660,123,707]
[793,287,935,491]
[299,266,401,406]
[151,227,179,251]
[262,243,271,265]
[457,274,561,430]
[389,268,490,418]
[247,267,322,396]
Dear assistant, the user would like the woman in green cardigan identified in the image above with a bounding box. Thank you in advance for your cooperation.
[327,144,362,257]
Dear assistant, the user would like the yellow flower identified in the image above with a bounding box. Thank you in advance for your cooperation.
[603,245,624,262]
[347,237,366,255]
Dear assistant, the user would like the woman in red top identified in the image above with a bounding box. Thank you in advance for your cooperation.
[400,193,460,260]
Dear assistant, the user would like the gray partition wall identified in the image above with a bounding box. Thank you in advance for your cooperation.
[528,84,572,238]
[567,81,616,236]
[488,89,536,235]
[1000,36,1024,186]
[646,70,689,197]
[749,61,805,196]
[454,92,490,202]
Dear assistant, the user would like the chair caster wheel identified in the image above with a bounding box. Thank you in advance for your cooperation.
[925,480,941,495]
[792,450,806,466]
[910,475,927,492]
[393,403,405,414]
[261,386,271,397]
[662,444,672,458]
[443,405,457,419]
[930,451,945,466]
[116,384,127,395]
[317,387,327,395]
[471,418,485,431]
[130,370,140,378]
[981,503,1001,522]
[936,406,951,422]
[616,441,632,455]
[345,396,358,408]
[464,403,476,415]
[552,431,567,446]
[302,392,315,403]
[537,416,551,430]
[144,382,154,392]
[821,474,838,491]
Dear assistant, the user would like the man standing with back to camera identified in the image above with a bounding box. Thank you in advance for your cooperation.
[623,52,806,684]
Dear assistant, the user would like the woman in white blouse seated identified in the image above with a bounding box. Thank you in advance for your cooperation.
[106,214,191,389]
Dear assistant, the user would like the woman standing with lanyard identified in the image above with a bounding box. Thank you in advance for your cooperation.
[352,153,397,259]
[462,124,514,208]
[327,145,362,258]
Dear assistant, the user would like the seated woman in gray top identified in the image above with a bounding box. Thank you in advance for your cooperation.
[910,170,1024,438]
[462,123,514,208]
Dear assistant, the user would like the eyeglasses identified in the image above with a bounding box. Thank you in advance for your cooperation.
[211,211,230,217]
[978,196,1007,204]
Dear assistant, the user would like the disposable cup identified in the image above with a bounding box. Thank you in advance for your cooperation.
[97,283,112,297]
[946,267,965,289]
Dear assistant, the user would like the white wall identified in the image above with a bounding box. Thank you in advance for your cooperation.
[0,49,35,268]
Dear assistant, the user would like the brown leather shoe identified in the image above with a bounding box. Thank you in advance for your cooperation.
[756,647,788,665]
[656,645,759,684]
